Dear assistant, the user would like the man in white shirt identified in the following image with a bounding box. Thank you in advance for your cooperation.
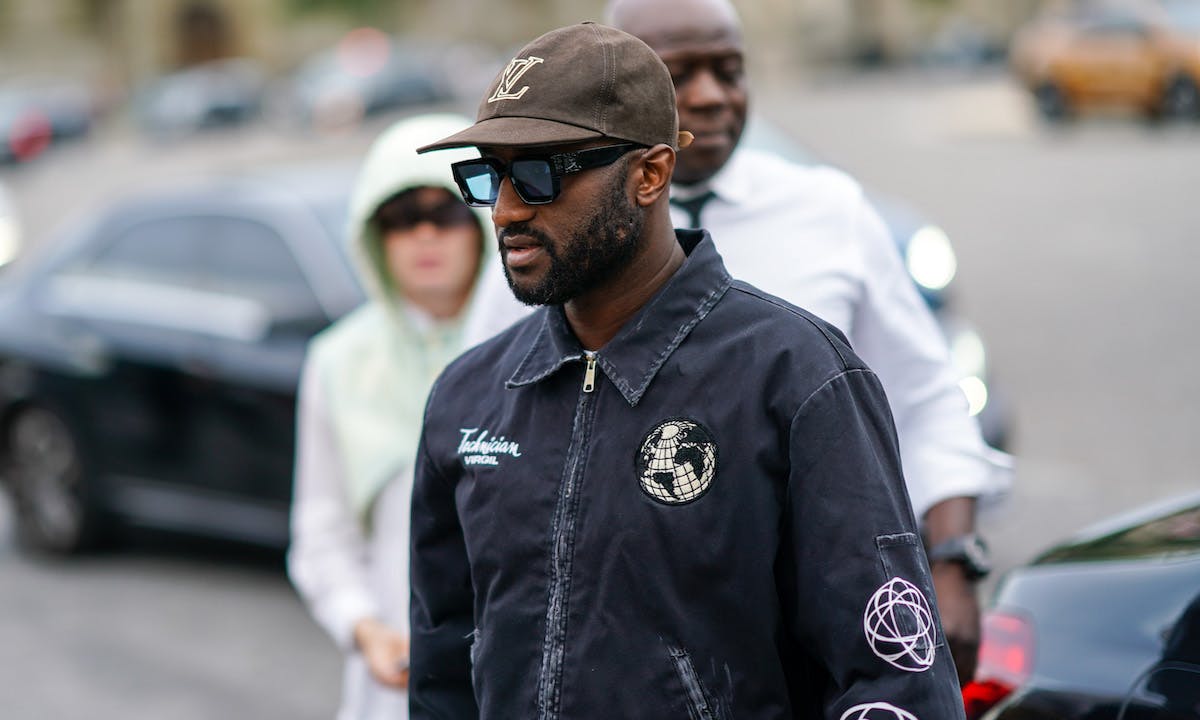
[463,0,1010,684]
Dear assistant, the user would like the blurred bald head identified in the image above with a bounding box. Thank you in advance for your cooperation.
[607,0,748,185]
[606,0,742,48]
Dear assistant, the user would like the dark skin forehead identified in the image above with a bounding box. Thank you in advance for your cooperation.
[609,0,744,59]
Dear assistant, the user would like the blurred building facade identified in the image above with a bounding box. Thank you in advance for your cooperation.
[1,1,337,91]
[0,0,1053,93]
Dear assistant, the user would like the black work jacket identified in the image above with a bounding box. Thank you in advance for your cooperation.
[410,231,965,720]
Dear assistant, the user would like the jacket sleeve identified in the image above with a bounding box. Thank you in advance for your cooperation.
[780,368,966,720]
[287,357,379,652]
[409,395,478,719]
[844,189,1010,520]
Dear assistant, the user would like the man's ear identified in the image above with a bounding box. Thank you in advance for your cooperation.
[631,144,675,207]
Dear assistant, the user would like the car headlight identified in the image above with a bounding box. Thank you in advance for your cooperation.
[906,225,957,292]
[0,215,20,268]
[958,375,988,417]
[950,328,986,379]
[949,328,988,416]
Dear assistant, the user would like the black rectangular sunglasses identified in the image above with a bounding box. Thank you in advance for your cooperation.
[450,142,644,207]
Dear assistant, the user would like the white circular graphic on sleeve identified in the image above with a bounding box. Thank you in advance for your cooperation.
[840,702,920,720]
[863,577,936,672]
[635,418,717,505]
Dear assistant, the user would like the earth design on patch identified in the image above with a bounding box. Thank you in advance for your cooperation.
[636,419,717,504]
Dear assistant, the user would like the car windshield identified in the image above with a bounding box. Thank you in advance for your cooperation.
[261,165,356,273]
[309,193,358,279]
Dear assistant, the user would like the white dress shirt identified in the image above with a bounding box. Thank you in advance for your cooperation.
[462,147,1010,519]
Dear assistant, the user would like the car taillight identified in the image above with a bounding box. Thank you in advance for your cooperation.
[963,679,1012,720]
[8,110,52,162]
[962,610,1034,720]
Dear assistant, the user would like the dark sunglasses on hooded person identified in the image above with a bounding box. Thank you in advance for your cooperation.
[372,189,480,233]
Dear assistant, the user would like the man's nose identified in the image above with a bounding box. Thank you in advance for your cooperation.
[678,68,727,111]
[491,176,535,228]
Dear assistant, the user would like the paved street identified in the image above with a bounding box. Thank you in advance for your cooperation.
[0,492,343,719]
[1,68,1198,718]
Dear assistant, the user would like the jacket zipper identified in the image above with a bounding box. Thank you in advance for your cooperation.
[535,353,599,719]
[582,351,597,393]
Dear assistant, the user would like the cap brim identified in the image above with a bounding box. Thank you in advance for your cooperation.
[416,116,608,153]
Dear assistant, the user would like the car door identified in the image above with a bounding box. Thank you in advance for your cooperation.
[39,212,213,498]
[183,213,332,528]
[1066,17,1162,106]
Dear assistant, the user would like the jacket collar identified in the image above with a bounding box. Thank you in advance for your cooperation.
[507,230,731,406]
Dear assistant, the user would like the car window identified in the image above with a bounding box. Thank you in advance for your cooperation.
[84,215,205,286]
[201,216,326,322]
[55,213,326,339]
[309,193,358,279]
[49,215,273,341]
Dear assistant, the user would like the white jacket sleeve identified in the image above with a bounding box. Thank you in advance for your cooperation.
[845,191,1011,520]
[287,358,380,652]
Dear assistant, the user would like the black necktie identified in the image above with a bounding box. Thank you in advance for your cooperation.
[670,190,716,229]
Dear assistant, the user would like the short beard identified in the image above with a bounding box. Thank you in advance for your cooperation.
[501,168,644,306]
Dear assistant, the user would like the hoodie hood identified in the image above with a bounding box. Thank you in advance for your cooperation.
[346,112,493,304]
[307,113,498,527]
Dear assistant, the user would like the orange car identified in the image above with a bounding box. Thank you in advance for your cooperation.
[1011,2,1200,120]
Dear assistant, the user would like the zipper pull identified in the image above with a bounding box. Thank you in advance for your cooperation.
[582,351,597,393]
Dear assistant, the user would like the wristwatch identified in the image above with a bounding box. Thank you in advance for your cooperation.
[926,534,991,580]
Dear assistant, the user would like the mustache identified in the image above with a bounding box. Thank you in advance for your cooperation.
[498,223,553,249]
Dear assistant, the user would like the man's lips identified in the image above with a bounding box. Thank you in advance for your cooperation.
[502,234,539,250]
[502,235,546,270]
[685,129,732,149]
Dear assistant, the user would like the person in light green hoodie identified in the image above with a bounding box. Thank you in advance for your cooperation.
[287,114,492,720]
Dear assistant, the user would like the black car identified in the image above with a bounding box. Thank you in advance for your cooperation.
[134,58,268,140]
[965,491,1200,720]
[0,167,363,554]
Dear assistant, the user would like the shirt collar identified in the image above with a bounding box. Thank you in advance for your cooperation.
[506,230,731,406]
[670,147,754,207]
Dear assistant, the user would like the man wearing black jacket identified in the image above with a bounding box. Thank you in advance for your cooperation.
[410,22,965,720]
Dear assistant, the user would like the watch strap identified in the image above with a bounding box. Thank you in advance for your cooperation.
[926,534,991,580]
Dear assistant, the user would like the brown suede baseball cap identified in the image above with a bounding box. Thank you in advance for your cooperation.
[417,22,692,153]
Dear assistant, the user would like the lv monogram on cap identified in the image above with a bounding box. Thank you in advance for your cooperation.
[488,56,544,103]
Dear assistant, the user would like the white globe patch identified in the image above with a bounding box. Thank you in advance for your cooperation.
[636,419,717,505]
[840,702,920,720]
[863,577,936,672]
